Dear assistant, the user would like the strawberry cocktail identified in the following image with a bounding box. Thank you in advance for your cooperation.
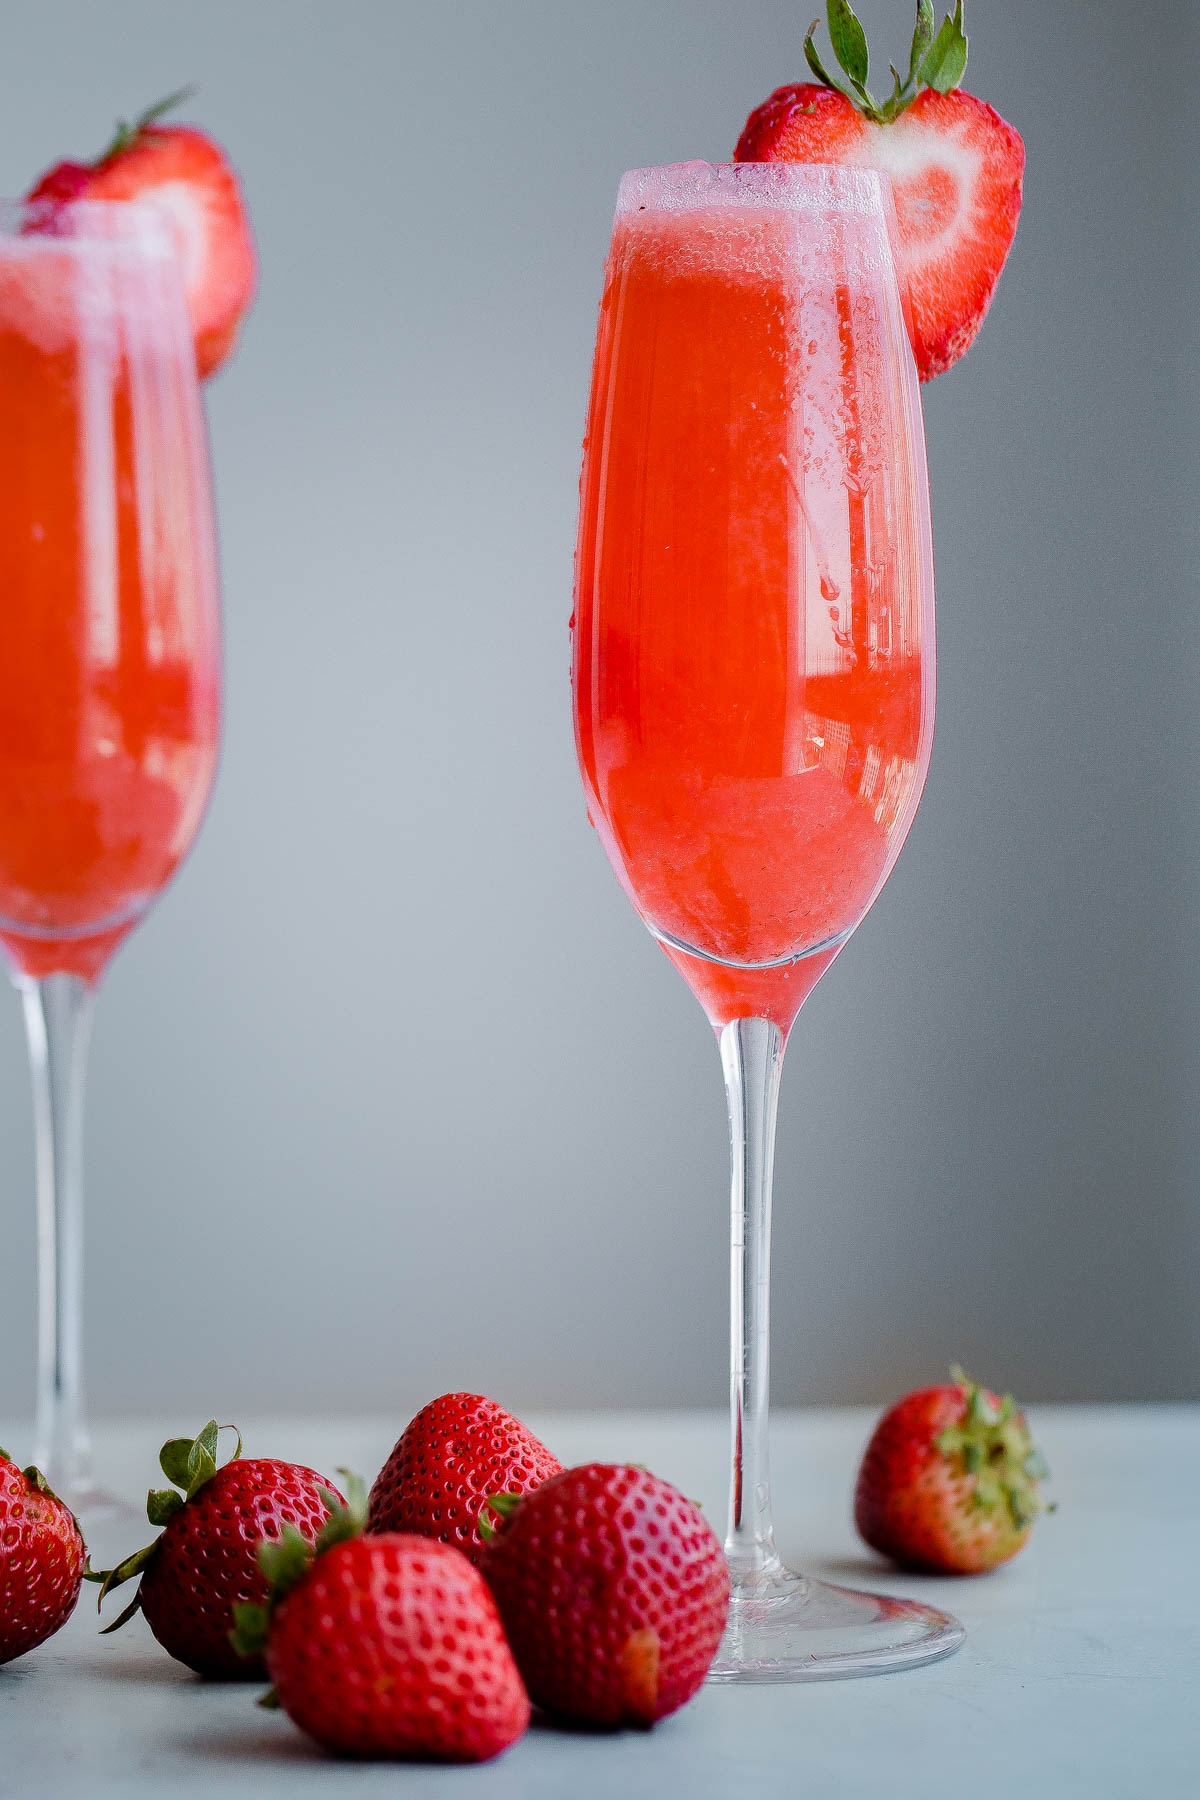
[0,95,256,1512]
[572,1,1022,1684]
[573,159,954,1679]
[0,221,219,983]
[574,174,933,1035]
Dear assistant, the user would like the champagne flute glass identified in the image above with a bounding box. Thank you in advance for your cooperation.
[0,200,220,1515]
[572,161,962,1678]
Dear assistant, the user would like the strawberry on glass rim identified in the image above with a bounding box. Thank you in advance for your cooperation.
[26,89,256,378]
[735,0,1024,379]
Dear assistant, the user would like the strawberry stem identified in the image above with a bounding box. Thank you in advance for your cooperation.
[478,1491,523,1543]
[99,86,196,163]
[84,1419,244,1635]
[804,0,968,125]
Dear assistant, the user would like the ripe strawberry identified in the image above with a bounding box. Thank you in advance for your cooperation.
[366,1392,561,1565]
[855,1366,1050,1573]
[232,1475,529,1763]
[27,91,256,377]
[88,1421,341,1677]
[483,1463,729,1727]
[735,1,1024,379]
[0,1449,85,1665]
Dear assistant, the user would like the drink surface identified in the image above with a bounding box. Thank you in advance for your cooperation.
[573,174,934,1028]
[0,231,219,981]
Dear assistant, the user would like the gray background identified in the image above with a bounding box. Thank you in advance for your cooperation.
[0,0,1195,1428]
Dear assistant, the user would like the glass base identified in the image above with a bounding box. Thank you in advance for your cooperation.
[709,1565,964,1682]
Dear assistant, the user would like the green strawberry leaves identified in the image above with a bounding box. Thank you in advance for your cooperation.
[804,0,968,124]
[827,0,870,89]
[906,0,936,87]
[311,1471,368,1555]
[158,1419,241,1500]
[146,1488,185,1527]
[84,1418,245,1633]
[228,1602,271,1660]
[919,0,968,94]
[229,1471,367,1664]
[477,1491,523,1544]
[0,1446,76,1518]
[936,1366,1052,1533]
[804,31,863,112]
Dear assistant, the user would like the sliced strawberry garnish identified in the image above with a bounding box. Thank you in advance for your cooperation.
[27,92,256,378]
[735,2,1023,380]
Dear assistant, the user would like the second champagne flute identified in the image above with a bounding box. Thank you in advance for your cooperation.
[0,200,220,1513]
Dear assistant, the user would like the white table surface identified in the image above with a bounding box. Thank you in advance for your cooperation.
[0,1407,1194,1800]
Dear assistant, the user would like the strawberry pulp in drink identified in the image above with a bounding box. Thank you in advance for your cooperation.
[573,178,934,1031]
[0,230,219,981]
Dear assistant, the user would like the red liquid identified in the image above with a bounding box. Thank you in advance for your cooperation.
[0,241,219,982]
[573,196,934,1030]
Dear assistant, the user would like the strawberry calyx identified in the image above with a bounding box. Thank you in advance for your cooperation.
[477,1491,523,1544]
[0,1445,83,1544]
[229,1469,367,1680]
[0,1445,63,1501]
[935,1367,1050,1532]
[84,1419,243,1633]
[803,0,967,125]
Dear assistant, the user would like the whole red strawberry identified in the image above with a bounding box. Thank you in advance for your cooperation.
[855,1367,1050,1574]
[367,1392,561,1565]
[27,90,256,377]
[735,1,1023,380]
[89,1422,341,1677]
[232,1476,529,1762]
[483,1463,729,1727]
[0,1449,84,1665]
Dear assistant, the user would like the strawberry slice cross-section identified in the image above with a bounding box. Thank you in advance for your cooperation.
[735,1,1024,380]
[27,91,257,379]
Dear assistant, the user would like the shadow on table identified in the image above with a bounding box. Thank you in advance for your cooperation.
[62,1652,195,1686]
[806,1554,900,1583]
[527,1709,625,1738]
[173,1724,322,1767]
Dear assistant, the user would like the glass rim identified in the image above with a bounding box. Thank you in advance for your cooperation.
[615,159,888,218]
[0,197,178,251]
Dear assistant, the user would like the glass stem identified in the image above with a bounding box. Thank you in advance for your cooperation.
[721,1016,786,1587]
[20,973,97,1491]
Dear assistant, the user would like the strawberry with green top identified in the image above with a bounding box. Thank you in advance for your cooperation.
[735,1,1024,380]
[0,1449,85,1666]
[854,1367,1050,1573]
[88,1421,341,1677]
[232,1475,530,1763]
[27,90,257,378]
